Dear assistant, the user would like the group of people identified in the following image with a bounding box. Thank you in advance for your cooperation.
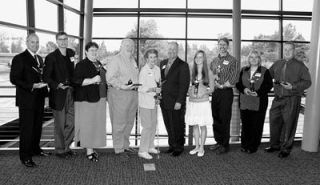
[9,32,311,168]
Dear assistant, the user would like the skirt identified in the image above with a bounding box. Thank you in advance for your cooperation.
[185,100,213,126]
[75,98,106,148]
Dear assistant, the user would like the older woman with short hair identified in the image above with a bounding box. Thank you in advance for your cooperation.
[236,50,273,154]
[73,41,107,162]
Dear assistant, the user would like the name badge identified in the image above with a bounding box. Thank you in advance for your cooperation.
[223,60,229,65]
[254,73,261,77]
[162,65,166,70]
[148,72,153,76]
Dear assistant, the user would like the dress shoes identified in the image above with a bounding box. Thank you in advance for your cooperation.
[55,152,68,159]
[264,147,280,153]
[138,152,153,160]
[197,150,205,157]
[209,144,221,151]
[21,159,37,168]
[38,151,51,157]
[148,148,160,154]
[189,148,199,155]
[215,146,229,155]
[66,150,77,156]
[278,151,290,158]
[124,148,137,154]
[240,148,248,153]
[171,151,183,157]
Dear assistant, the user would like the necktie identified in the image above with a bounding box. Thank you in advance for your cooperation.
[34,55,40,67]
[165,61,172,76]
[281,61,287,82]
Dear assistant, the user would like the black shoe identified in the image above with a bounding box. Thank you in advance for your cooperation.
[278,151,290,158]
[209,144,221,151]
[124,148,137,154]
[264,147,280,153]
[247,149,257,154]
[21,159,37,168]
[164,148,174,154]
[215,147,229,155]
[116,152,129,161]
[171,151,183,157]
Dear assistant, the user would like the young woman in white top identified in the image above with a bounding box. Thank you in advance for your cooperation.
[186,50,213,157]
[138,49,161,160]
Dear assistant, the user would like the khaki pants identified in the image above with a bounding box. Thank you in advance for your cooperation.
[139,107,157,153]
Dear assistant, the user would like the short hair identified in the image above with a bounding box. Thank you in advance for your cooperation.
[218,37,229,46]
[144,49,158,59]
[247,50,262,66]
[85,41,99,51]
[56,31,68,40]
[26,33,38,41]
[168,42,179,49]
[284,41,295,50]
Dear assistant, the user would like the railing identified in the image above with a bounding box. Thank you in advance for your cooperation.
[0,86,306,150]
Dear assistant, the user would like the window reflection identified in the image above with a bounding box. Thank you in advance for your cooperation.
[242,19,280,40]
[93,17,137,38]
[64,9,80,36]
[242,0,279,10]
[0,0,26,25]
[283,21,311,41]
[63,0,81,10]
[188,18,232,39]
[283,0,313,11]
[139,18,186,38]
[35,0,58,32]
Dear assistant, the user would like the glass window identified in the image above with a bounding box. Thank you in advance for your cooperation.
[92,39,122,64]
[241,42,280,68]
[139,18,186,39]
[64,0,81,10]
[188,0,232,9]
[93,0,138,8]
[36,32,56,58]
[140,0,186,8]
[283,20,311,41]
[0,0,26,26]
[92,17,137,38]
[64,9,80,36]
[139,40,185,66]
[242,0,279,10]
[186,41,218,67]
[35,0,58,32]
[68,38,80,55]
[283,0,313,12]
[242,19,280,40]
[0,26,27,87]
[188,18,232,39]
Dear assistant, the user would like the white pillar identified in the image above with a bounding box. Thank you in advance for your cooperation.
[302,0,320,152]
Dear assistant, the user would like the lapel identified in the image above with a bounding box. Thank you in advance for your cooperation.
[166,57,180,78]
[161,59,168,81]
[23,50,40,74]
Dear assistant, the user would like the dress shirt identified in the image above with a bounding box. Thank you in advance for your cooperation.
[106,54,139,89]
[138,64,160,109]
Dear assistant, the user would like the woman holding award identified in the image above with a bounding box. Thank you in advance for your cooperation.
[186,50,213,157]
[73,42,107,162]
[236,50,273,154]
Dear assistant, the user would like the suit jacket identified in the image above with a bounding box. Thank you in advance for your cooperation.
[160,57,190,110]
[10,50,48,109]
[73,58,104,103]
[43,48,75,110]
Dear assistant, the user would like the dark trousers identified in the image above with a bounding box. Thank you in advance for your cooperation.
[19,99,45,161]
[269,96,301,153]
[211,88,233,148]
[53,89,74,154]
[240,109,267,151]
[161,105,186,152]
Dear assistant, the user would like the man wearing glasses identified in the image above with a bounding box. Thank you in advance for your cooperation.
[44,32,76,158]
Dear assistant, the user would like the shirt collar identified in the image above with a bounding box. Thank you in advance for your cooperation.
[27,49,37,57]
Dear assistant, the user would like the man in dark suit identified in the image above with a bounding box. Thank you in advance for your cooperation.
[160,42,190,157]
[10,33,49,167]
[43,32,76,158]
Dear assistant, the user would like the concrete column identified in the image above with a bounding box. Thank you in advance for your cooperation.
[230,0,241,141]
[83,0,93,55]
[302,0,320,152]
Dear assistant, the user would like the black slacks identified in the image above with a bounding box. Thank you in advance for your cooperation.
[211,88,234,148]
[240,109,267,152]
[161,105,186,152]
[19,98,45,161]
